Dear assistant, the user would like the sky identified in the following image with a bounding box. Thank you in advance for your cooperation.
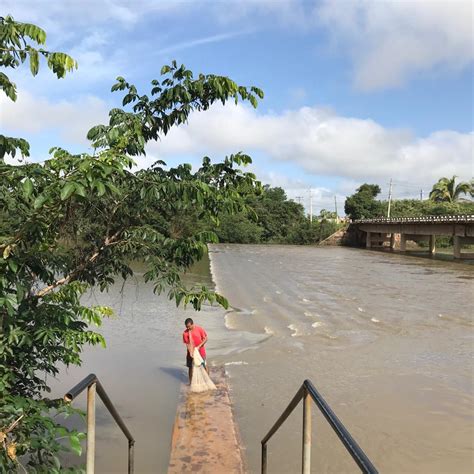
[2,0,473,214]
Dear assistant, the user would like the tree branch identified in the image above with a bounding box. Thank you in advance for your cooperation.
[34,229,123,298]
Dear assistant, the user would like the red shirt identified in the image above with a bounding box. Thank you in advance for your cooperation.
[183,325,207,359]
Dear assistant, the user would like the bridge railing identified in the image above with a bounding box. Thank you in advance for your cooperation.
[353,214,474,224]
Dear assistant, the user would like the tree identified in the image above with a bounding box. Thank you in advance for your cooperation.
[0,15,77,159]
[253,186,307,242]
[429,176,472,203]
[1,18,264,471]
[344,184,384,220]
[216,212,263,243]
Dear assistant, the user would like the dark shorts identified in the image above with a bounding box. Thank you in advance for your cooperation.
[186,354,206,368]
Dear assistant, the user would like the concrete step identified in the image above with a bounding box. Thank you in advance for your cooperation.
[168,367,245,473]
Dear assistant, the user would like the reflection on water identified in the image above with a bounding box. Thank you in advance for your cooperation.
[209,244,474,474]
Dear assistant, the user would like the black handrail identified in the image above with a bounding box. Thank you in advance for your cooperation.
[261,379,377,474]
[64,373,135,473]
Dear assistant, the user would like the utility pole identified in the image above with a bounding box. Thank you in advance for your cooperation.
[334,195,338,220]
[309,188,313,223]
[420,189,423,201]
[295,196,303,204]
[387,179,393,218]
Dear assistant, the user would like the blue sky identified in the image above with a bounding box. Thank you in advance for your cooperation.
[2,0,473,213]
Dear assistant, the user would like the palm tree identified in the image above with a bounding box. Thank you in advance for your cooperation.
[429,176,472,202]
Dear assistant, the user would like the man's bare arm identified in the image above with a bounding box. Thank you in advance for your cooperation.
[197,336,208,349]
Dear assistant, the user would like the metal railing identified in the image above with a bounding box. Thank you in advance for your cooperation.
[261,379,377,474]
[64,373,135,474]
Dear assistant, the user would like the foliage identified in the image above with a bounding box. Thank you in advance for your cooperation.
[87,60,263,157]
[216,213,263,243]
[212,188,344,245]
[1,16,263,470]
[344,183,384,220]
[0,15,77,159]
[385,198,474,217]
[429,176,472,202]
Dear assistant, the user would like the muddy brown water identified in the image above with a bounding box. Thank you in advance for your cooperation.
[51,245,473,473]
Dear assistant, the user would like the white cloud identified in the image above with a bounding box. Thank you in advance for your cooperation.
[0,91,109,145]
[149,103,473,187]
[3,1,181,30]
[3,91,471,190]
[317,0,474,90]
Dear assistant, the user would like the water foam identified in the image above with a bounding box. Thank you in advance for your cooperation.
[371,318,380,323]
[224,313,236,330]
[287,324,302,337]
[207,245,222,294]
[224,361,249,366]
[312,321,323,328]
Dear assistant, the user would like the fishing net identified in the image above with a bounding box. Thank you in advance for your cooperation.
[190,348,217,393]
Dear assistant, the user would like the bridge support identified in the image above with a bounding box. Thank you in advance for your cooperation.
[453,236,461,259]
[429,235,436,255]
[390,233,395,250]
[400,233,407,252]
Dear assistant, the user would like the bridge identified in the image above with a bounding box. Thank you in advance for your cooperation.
[353,215,474,259]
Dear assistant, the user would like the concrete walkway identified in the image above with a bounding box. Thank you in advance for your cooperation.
[168,367,245,474]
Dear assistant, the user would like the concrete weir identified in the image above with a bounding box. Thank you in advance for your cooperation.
[168,367,245,473]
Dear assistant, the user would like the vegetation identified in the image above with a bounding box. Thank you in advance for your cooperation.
[344,184,384,220]
[211,186,343,245]
[0,15,77,159]
[385,198,474,217]
[0,16,265,471]
[344,180,474,221]
[429,176,472,203]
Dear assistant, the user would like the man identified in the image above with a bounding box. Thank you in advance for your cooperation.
[182,318,208,384]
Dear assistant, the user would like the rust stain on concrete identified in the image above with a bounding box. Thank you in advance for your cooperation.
[168,367,245,474]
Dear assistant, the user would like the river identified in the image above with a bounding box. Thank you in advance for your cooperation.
[52,245,473,473]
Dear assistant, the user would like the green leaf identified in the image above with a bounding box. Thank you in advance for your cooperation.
[96,181,106,196]
[8,260,18,273]
[74,183,86,197]
[69,435,82,456]
[29,48,39,76]
[60,182,75,200]
[33,194,47,209]
[22,177,33,198]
